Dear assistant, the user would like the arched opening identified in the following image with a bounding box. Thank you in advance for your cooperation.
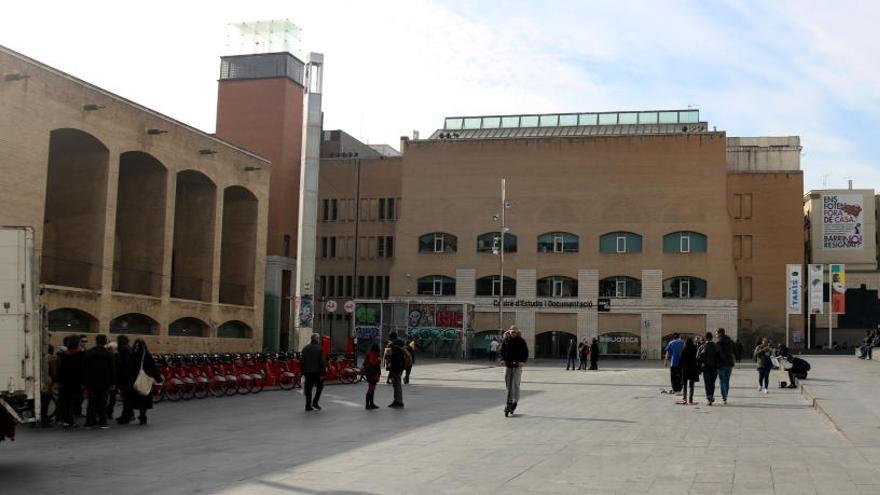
[475,275,516,296]
[663,276,708,298]
[112,151,167,296]
[219,186,258,305]
[41,128,109,289]
[599,276,642,298]
[470,330,502,359]
[109,313,158,335]
[477,232,517,253]
[218,320,252,339]
[536,276,578,298]
[171,170,216,301]
[537,232,579,253]
[169,317,210,337]
[535,331,577,359]
[418,232,457,253]
[598,332,641,358]
[416,275,456,296]
[47,308,98,333]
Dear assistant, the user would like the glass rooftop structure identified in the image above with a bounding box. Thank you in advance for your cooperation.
[443,109,700,131]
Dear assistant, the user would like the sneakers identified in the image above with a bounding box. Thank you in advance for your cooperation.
[388,402,404,409]
[762,388,768,394]
[723,399,727,404]
[305,406,314,412]
[312,403,322,411]
[99,425,110,430]
[676,400,688,405]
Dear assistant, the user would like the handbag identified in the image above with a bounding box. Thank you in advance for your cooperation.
[770,355,781,370]
[133,352,155,396]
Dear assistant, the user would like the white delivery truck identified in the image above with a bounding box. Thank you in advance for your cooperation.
[0,226,42,442]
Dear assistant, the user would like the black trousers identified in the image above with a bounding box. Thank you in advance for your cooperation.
[58,384,80,425]
[85,387,109,426]
[670,366,682,392]
[304,373,324,407]
[107,387,117,419]
[589,358,598,370]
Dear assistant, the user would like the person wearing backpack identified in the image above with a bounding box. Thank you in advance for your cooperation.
[696,331,721,406]
[387,332,406,408]
[362,343,382,410]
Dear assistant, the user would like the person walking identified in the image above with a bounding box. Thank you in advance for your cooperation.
[715,328,736,404]
[301,333,327,412]
[489,337,500,363]
[362,343,382,410]
[696,332,721,406]
[383,340,393,384]
[404,339,415,384]
[83,334,115,429]
[56,335,85,427]
[108,335,130,420]
[663,333,685,395]
[578,339,589,370]
[753,337,773,394]
[117,339,163,425]
[678,337,700,405]
[735,339,744,363]
[565,339,577,370]
[386,332,406,408]
[500,326,528,417]
[589,338,600,370]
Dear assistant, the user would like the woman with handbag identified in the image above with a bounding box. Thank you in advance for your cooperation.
[363,343,382,410]
[753,337,773,394]
[117,339,163,425]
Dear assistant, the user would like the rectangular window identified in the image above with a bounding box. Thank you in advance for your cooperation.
[336,276,343,298]
[328,276,335,297]
[388,198,396,220]
[320,237,328,258]
[330,199,338,221]
[615,278,626,298]
[367,276,375,298]
[552,279,564,297]
[321,199,329,222]
[379,198,386,220]
[433,278,443,296]
[384,276,390,298]
[386,236,394,258]
[616,235,626,253]
[319,275,327,297]
[375,276,384,298]
[733,193,743,219]
[680,279,691,298]
[345,276,352,297]
[744,276,753,302]
[357,276,365,298]
[434,233,445,253]
[553,234,564,253]
[680,234,691,253]
[329,237,337,258]
[377,237,386,258]
[733,235,742,260]
[743,235,753,259]
[742,193,753,219]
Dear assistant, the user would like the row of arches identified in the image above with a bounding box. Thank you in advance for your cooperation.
[47,308,252,338]
[418,231,708,254]
[41,128,258,305]
[417,275,708,298]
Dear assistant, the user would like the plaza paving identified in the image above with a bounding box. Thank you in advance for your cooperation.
[2,356,879,494]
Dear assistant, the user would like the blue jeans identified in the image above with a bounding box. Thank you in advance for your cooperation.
[566,356,576,370]
[757,367,770,389]
[702,368,718,400]
[718,367,732,400]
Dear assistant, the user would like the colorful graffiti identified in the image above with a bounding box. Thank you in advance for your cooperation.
[409,327,461,341]
[355,326,380,339]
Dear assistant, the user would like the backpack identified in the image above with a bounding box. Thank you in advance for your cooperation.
[697,343,719,369]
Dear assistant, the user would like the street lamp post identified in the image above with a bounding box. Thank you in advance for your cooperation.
[494,179,510,341]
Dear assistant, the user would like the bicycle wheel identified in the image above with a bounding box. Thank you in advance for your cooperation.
[193,380,209,399]
[209,379,225,397]
[165,381,182,402]
[180,381,195,401]
[278,373,296,390]
[250,375,264,394]
[237,375,253,395]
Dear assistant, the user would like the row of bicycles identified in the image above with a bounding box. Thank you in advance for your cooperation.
[151,352,363,402]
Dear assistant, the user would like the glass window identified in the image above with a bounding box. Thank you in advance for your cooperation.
[330,199,337,221]
[663,231,707,253]
[679,110,699,123]
[463,117,482,129]
[419,232,457,253]
[599,276,642,298]
[537,232,579,253]
[537,276,577,298]
[579,113,598,125]
[417,275,456,296]
[477,232,517,253]
[501,116,520,128]
[616,235,626,253]
[379,198,386,220]
[599,232,643,253]
[539,115,559,127]
[663,277,707,298]
[387,198,396,220]
[559,114,578,126]
[476,276,516,296]
[520,115,539,127]
[619,112,638,124]
[445,118,463,130]
[659,111,678,124]
[598,113,618,125]
[638,112,658,124]
[482,117,501,129]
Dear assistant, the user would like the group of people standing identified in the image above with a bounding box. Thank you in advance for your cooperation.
[48,334,163,428]
[664,329,737,406]
[565,338,600,371]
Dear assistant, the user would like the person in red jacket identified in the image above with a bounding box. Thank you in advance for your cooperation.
[363,343,382,410]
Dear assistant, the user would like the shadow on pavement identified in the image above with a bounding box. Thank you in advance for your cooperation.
[514,414,637,423]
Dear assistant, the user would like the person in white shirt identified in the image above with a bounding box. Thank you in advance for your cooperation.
[488,337,500,363]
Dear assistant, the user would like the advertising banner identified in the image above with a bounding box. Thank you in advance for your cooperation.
[830,263,846,314]
[822,194,864,249]
[786,264,802,314]
[808,264,824,314]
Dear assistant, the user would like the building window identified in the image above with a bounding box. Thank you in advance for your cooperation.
[738,276,753,302]
[328,276,336,297]
[476,275,516,296]
[321,199,329,222]
[345,275,353,297]
[536,276,577,298]
[320,237,328,258]
[383,276,390,298]
[537,232,579,253]
[417,275,456,296]
[599,232,643,253]
[419,232,457,253]
[662,276,707,298]
[357,276,365,298]
[599,276,642,298]
[377,236,394,258]
[477,232,517,253]
[282,234,291,257]
[388,198,396,219]
[329,237,337,258]
[663,231,707,253]
[330,199,338,221]
[378,198,396,221]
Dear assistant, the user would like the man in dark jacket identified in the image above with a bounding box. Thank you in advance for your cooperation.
[83,334,116,428]
[500,326,529,417]
[301,333,327,411]
[386,332,406,408]
[697,332,722,406]
[56,335,85,427]
[108,335,130,420]
[589,338,600,370]
[715,328,736,404]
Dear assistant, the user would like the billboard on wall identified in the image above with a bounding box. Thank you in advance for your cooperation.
[808,264,824,314]
[822,194,864,249]
[786,264,802,314]
[830,263,846,314]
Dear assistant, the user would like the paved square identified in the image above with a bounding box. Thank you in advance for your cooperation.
[3,357,879,494]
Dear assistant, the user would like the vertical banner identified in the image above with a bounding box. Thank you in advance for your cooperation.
[830,263,846,314]
[786,264,802,314]
[808,264,824,314]
[822,194,864,249]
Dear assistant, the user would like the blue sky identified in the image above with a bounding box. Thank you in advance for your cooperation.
[2,0,878,190]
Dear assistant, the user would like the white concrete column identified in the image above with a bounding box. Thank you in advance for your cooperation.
[642,269,662,305]
[100,149,122,293]
[210,189,224,303]
[160,168,176,299]
[516,269,536,298]
[578,268,598,300]
[456,268,475,298]
[641,312,663,359]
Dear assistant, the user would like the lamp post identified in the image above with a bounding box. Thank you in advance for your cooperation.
[494,179,511,341]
